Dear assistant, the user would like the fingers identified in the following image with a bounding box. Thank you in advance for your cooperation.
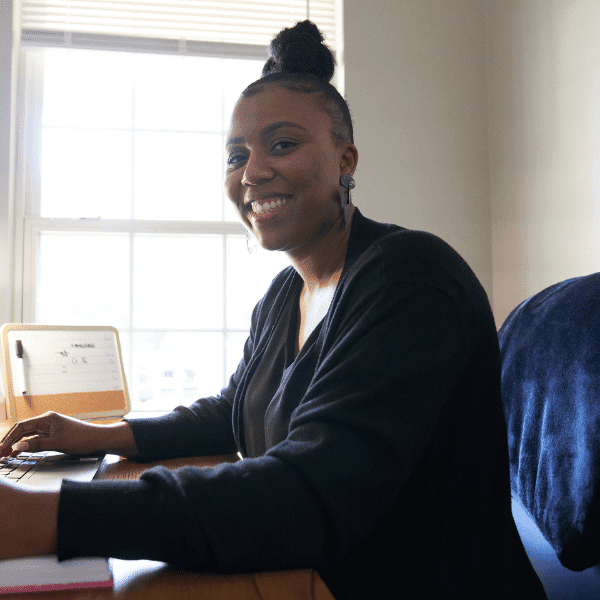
[12,435,49,454]
[0,417,52,457]
[0,423,19,456]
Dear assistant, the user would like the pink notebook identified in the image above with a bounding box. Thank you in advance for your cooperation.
[0,555,112,594]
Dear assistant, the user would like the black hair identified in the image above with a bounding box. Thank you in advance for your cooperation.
[241,20,354,146]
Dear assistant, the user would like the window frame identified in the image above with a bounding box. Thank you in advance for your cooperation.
[14,34,271,323]
[12,37,277,411]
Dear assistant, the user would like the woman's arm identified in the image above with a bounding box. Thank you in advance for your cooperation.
[0,415,137,561]
[0,413,139,458]
[0,480,59,560]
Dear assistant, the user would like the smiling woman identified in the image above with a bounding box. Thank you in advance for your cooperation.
[0,20,547,600]
[225,89,356,254]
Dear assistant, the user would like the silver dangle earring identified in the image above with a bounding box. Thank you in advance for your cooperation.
[246,229,258,254]
[339,173,355,228]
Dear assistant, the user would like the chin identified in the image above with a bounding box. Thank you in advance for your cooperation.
[252,225,294,253]
[256,239,286,253]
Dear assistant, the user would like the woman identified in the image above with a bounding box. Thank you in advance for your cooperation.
[0,21,546,599]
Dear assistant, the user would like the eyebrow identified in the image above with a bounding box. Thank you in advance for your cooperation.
[226,121,307,146]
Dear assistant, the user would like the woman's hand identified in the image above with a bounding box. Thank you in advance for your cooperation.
[0,478,59,560]
[0,412,139,458]
[0,412,101,457]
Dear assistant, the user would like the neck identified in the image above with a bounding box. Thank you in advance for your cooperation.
[288,203,355,293]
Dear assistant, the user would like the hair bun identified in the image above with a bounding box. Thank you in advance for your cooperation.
[262,20,335,82]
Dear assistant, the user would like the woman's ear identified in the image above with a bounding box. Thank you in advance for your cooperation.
[340,144,359,175]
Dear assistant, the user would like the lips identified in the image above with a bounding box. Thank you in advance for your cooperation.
[244,194,291,217]
[251,197,289,215]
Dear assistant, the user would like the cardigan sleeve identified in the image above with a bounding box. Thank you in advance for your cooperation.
[56,234,482,574]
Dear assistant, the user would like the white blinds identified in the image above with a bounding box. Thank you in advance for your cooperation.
[19,0,337,49]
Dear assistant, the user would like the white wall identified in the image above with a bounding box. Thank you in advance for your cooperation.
[344,0,493,299]
[488,0,600,324]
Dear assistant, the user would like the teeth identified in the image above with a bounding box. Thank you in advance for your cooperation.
[251,197,288,215]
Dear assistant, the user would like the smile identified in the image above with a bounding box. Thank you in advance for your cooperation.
[250,196,289,215]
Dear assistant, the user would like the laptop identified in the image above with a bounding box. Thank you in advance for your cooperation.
[0,324,131,491]
[0,450,104,490]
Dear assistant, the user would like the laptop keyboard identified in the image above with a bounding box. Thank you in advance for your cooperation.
[0,452,53,482]
[0,451,103,489]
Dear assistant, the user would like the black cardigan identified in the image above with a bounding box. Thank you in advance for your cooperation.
[57,209,546,599]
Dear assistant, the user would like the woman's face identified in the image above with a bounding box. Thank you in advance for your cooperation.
[225,84,354,254]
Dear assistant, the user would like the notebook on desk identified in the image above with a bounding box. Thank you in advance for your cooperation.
[0,554,113,594]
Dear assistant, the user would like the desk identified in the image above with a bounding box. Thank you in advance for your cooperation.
[0,426,335,600]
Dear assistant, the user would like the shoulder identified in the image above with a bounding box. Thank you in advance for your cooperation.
[376,230,482,297]
[352,218,486,299]
[349,210,474,279]
[343,213,494,331]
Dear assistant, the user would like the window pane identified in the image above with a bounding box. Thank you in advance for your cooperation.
[133,131,222,221]
[226,236,290,330]
[132,331,223,411]
[222,59,264,131]
[36,48,264,223]
[36,233,130,327]
[41,128,132,219]
[42,48,133,129]
[133,234,223,329]
[134,54,223,132]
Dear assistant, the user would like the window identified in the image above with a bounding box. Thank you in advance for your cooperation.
[10,1,340,412]
[17,45,290,411]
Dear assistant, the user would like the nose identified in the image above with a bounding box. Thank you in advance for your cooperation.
[241,151,274,186]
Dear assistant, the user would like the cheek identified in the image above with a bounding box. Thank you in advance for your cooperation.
[280,155,324,188]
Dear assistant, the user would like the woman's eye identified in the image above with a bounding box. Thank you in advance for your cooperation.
[272,140,297,152]
[226,153,246,167]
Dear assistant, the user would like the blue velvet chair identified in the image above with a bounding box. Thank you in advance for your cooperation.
[499,273,600,599]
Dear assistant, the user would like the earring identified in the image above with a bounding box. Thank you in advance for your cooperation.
[246,229,258,254]
[339,174,355,228]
